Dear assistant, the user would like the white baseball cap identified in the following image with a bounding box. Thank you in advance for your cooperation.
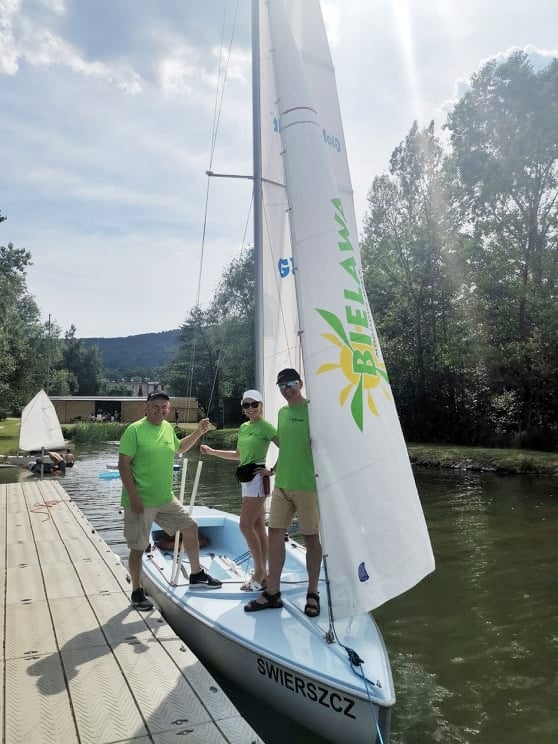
[242,389,263,402]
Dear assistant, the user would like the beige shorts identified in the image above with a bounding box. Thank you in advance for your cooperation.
[268,488,319,535]
[124,497,197,551]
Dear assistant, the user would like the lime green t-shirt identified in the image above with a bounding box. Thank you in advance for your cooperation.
[119,418,179,507]
[274,400,316,491]
[237,418,277,465]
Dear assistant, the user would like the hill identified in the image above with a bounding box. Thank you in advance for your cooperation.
[82,330,180,376]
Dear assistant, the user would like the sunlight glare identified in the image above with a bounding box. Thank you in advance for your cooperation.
[391,0,423,122]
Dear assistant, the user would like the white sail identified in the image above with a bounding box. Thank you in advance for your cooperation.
[260,5,302,433]
[19,390,65,452]
[261,0,435,619]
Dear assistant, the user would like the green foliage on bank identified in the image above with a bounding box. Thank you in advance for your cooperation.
[65,422,128,444]
[0,418,21,454]
[1,418,557,474]
[408,444,558,475]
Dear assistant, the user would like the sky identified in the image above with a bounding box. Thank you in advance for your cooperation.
[1,0,557,339]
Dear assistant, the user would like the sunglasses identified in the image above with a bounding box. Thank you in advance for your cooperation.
[242,401,260,409]
[278,380,298,390]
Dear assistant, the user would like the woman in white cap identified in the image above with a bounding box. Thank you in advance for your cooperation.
[200,390,277,590]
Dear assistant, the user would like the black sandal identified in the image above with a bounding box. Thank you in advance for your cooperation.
[304,592,320,617]
[244,590,283,612]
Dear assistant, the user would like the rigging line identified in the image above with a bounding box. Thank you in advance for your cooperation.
[322,545,382,739]
[209,0,240,168]
[204,196,253,418]
[205,320,228,417]
[199,0,240,298]
[353,664,386,744]
[186,0,240,402]
[208,5,228,168]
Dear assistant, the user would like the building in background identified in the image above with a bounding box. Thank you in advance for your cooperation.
[49,396,199,424]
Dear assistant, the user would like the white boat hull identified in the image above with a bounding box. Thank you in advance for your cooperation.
[141,506,394,743]
[6,455,39,466]
[6,454,59,468]
[106,462,181,471]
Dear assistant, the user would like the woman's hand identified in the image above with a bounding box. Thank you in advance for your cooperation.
[200,444,213,456]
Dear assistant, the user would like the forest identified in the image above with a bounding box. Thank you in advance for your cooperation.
[2,53,557,449]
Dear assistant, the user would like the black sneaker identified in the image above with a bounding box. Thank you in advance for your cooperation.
[189,569,222,589]
[131,587,154,610]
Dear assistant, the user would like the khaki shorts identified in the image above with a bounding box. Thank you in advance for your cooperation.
[268,488,319,535]
[124,497,197,551]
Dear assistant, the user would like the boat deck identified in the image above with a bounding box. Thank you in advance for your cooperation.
[0,479,261,744]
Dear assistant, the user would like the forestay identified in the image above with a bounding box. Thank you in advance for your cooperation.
[260,0,435,619]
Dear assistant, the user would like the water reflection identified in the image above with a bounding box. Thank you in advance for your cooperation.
[3,450,557,743]
[375,469,558,744]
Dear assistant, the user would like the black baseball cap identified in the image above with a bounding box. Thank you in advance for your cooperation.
[276,368,302,384]
[147,391,170,401]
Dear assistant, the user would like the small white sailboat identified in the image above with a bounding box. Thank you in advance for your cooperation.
[6,389,66,469]
[141,2,435,741]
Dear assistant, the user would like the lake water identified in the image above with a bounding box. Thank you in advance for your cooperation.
[3,447,557,743]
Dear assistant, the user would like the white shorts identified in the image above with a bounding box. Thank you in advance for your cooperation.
[241,472,267,498]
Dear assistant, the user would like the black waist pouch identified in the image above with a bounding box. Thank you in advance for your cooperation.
[235,462,259,482]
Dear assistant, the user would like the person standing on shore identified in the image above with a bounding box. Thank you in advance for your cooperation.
[119,391,222,611]
[245,369,322,617]
[201,389,277,590]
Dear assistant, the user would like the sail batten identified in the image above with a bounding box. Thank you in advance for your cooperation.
[261,0,434,619]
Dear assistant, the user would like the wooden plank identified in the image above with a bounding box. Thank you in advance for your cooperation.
[5,655,78,744]
[6,600,58,658]
[61,645,149,743]
[6,564,46,604]
[1,481,262,744]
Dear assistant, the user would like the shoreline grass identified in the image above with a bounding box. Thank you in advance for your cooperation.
[407,443,558,476]
[1,418,557,475]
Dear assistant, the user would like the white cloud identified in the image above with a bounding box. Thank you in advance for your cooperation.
[0,0,20,74]
[441,44,558,116]
[2,0,557,337]
[40,0,65,14]
[1,2,142,92]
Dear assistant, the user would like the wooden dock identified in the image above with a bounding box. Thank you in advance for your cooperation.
[0,479,262,744]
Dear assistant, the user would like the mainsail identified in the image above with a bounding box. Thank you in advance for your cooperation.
[260,0,435,619]
[19,390,65,452]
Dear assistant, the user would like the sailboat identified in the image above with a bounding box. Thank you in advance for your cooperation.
[140,1,435,741]
[6,389,66,468]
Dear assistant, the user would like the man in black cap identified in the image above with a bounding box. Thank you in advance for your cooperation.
[119,391,222,610]
[245,369,322,617]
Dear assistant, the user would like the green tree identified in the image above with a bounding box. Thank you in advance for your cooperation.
[0,236,48,415]
[56,325,102,395]
[165,247,255,421]
[206,246,255,399]
[165,306,222,419]
[361,122,468,441]
[445,52,558,446]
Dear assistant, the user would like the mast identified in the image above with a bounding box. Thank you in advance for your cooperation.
[252,0,264,392]
[46,313,52,393]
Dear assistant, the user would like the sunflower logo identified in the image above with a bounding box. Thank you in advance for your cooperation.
[316,308,391,430]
